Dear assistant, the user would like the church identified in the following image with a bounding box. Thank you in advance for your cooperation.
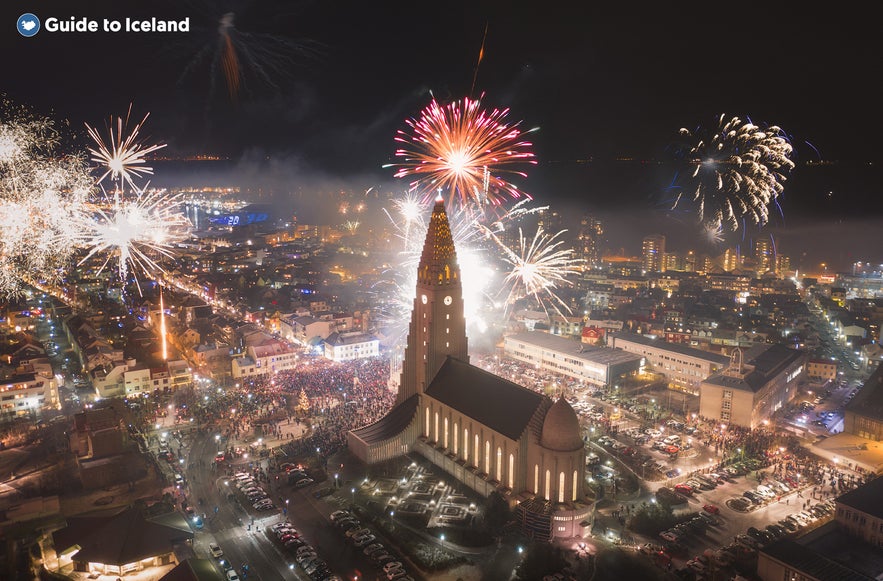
[348,198,592,540]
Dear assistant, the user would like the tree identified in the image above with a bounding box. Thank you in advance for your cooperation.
[296,388,310,415]
[483,491,511,535]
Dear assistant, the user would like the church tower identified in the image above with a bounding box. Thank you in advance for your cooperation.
[397,198,469,404]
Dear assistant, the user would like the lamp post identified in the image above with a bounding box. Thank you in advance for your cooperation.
[351,487,355,509]
[440,533,445,551]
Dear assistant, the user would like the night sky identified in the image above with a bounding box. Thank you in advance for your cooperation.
[4,1,883,269]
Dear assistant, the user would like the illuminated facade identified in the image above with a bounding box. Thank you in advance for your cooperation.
[348,199,591,540]
[699,344,806,428]
[0,371,59,419]
[642,234,665,273]
[609,332,730,395]
[504,331,642,387]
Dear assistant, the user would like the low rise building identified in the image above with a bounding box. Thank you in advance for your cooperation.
[323,332,379,362]
[698,344,806,428]
[843,364,883,441]
[503,331,641,387]
[0,370,59,419]
[608,332,730,395]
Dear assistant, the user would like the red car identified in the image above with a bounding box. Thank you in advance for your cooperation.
[674,484,693,496]
[703,504,720,514]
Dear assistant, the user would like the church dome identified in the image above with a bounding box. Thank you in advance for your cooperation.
[540,397,583,452]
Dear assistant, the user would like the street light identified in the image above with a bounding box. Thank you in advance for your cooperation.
[351,487,355,508]
[440,533,445,550]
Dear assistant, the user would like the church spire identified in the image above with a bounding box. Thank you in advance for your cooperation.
[417,198,459,287]
[396,197,469,404]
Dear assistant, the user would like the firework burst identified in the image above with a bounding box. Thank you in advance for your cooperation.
[490,226,583,317]
[388,94,537,209]
[76,187,190,293]
[0,103,92,297]
[673,114,794,231]
[85,105,167,192]
[377,194,499,343]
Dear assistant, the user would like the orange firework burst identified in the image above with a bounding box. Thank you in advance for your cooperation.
[388,94,536,209]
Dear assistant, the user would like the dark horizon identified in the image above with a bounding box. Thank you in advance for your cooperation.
[4,0,883,272]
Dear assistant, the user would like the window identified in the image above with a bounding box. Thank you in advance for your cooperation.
[434,412,439,443]
[573,470,578,501]
[559,472,565,503]
[474,435,480,469]
[464,428,469,462]
[485,441,490,474]
[443,417,449,448]
[534,465,539,494]
[424,407,430,437]
[496,447,502,481]
[453,422,459,455]
[509,454,515,489]
[545,469,551,500]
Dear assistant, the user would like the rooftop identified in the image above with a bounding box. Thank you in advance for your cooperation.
[424,357,547,441]
[609,332,731,364]
[505,331,643,367]
[836,475,883,519]
[845,364,883,422]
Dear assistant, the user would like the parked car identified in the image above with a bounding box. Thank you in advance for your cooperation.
[209,542,223,558]
[674,484,693,496]
[330,510,351,522]
[354,534,377,547]
[702,504,720,514]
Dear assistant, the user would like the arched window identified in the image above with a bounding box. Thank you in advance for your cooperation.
[509,454,515,489]
[484,441,490,475]
[453,422,459,455]
[433,412,439,443]
[463,428,469,462]
[544,469,551,500]
[534,465,539,494]
[495,447,502,481]
[424,407,429,437]
[572,469,578,501]
[474,434,479,468]
[558,472,565,503]
[443,417,449,449]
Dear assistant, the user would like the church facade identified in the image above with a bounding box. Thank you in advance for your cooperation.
[348,199,592,540]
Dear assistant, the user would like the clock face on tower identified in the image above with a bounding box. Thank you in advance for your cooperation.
[421,294,428,304]
[444,295,452,305]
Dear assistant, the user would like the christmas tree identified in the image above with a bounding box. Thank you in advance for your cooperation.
[296,388,310,415]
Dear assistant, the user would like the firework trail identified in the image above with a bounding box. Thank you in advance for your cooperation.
[178,6,322,105]
[488,226,583,317]
[0,103,92,297]
[673,114,794,232]
[387,94,537,210]
[85,104,167,193]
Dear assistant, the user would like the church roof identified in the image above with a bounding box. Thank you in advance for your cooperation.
[349,394,418,445]
[541,398,583,451]
[425,357,545,441]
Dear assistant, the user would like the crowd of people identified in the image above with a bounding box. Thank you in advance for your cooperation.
[185,356,396,463]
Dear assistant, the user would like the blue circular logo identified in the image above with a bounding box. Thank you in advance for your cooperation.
[17,13,40,37]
